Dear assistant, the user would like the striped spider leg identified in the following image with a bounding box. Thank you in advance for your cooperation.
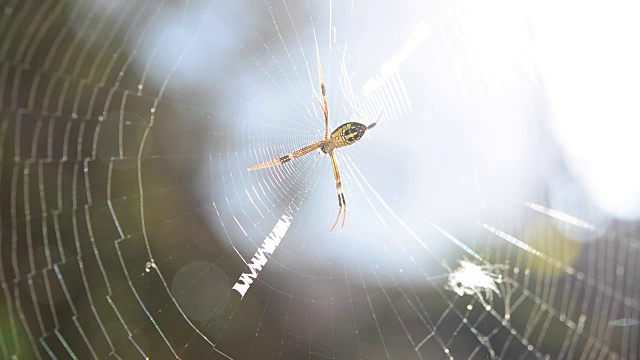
[247,140,324,171]
[328,150,346,232]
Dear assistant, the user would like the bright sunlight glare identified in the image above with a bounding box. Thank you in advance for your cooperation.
[531,0,640,219]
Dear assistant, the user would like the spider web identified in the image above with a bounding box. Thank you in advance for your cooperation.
[1,0,639,359]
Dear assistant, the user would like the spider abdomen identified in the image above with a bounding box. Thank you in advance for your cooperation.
[330,122,367,149]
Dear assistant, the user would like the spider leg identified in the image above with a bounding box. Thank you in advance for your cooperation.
[248,140,324,171]
[316,53,329,140]
[329,151,346,232]
[314,90,326,124]
[367,110,384,130]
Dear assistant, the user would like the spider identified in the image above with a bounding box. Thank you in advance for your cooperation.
[247,59,379,232]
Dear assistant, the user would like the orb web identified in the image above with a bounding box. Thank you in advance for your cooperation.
[1,0,638,359]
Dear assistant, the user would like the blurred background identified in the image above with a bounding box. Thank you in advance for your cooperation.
[1,0,639,358]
